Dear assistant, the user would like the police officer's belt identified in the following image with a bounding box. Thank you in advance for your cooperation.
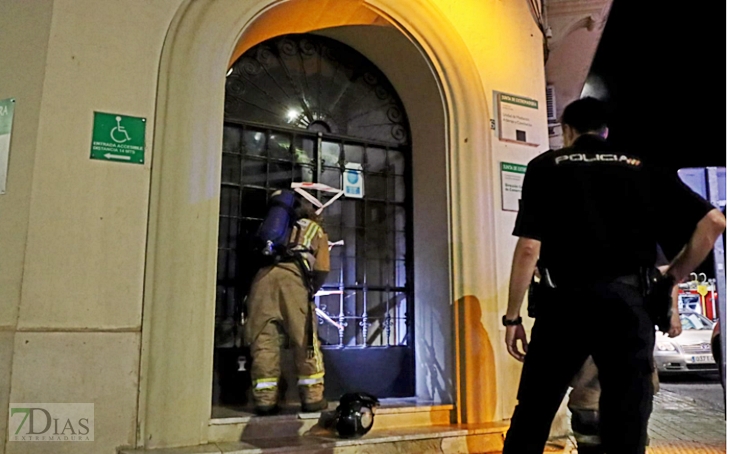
[611,274,641,287]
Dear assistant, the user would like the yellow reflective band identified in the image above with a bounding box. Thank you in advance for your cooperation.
[254,381,278,390]
[253,377,278,385]
[302,222,320,248]
[298,372,324,380]
[297,377,324,386]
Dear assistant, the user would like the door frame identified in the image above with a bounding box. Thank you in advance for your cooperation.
[138,0,496,449]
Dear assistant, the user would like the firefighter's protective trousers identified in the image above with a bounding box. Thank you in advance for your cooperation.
[244,262,325,407]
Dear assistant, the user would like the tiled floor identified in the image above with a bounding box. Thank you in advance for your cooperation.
[542,387,727,453]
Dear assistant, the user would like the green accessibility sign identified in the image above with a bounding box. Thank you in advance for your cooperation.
[90,112,145,164]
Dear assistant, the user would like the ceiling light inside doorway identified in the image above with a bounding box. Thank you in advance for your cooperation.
[286,109,299,122]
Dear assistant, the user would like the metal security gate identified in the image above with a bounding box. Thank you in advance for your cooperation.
[213,33,415,408]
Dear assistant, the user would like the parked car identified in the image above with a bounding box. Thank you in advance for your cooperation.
[654,310,717,374]
[711,319,724,391]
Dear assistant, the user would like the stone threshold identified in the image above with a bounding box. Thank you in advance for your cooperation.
[119,421,509,454]
[210,401,455,425]
[207,401,457,442]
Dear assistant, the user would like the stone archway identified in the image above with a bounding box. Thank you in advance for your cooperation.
[139,0,495,448]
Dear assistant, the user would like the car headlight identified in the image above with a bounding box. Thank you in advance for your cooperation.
[656,341,677,352]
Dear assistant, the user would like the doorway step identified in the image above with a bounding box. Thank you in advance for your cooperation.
[119,403,509,453]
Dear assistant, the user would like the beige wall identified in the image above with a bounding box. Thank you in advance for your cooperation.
[0,2,55,452]
[427,0,549,420]
[1,0,550,451]
[0,0,181,452]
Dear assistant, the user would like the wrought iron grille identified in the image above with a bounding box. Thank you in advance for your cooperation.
[216,33,413,350]
[217,121,412,348]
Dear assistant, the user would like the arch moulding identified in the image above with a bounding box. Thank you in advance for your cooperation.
[139,0,498,448]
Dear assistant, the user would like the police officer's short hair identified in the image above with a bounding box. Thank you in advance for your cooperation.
[561,97,608,134]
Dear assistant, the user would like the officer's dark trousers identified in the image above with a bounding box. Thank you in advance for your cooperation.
[502,280,655,454]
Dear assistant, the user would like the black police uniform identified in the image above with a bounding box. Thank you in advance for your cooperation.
[502,134,713,454]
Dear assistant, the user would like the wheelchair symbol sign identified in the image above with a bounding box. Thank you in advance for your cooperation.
[90,112,146,164]
[110,116,131,143]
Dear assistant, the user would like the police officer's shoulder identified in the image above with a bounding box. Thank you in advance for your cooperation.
[526,148,557,169]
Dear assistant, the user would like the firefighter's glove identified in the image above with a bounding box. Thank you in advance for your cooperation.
[646,273,675,333]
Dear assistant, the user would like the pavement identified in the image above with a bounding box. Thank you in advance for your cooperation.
[542,385,727,453]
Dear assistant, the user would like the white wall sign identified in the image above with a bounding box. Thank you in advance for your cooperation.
[501,162,526,212]
[495,92,540,147]
[343,162,364,198]
[0,98,16,194]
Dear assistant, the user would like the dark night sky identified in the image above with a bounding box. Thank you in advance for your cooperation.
[588,0,726,172]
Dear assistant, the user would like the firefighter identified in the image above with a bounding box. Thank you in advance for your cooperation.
[244,198,330,415]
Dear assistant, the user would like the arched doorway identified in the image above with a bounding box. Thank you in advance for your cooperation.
[213,33,415,412]
[141,0,495,446]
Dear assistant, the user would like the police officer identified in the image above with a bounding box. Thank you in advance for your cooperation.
[501,97,725,454]
[244,198,330,415]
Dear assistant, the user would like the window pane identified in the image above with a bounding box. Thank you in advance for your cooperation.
[342,201,360,228]
[395,231,406,260]
[217,217,239,249]
[344,144,364,164]
[322,197,342,232]
[365,174,387,199]
[241,158,267,186]
[217,249,237,281]
[394,175,406,202]
[316,294,342,346]
[392,292,409,344]
[324,225,341,245]
[243,129,266,156]
[366,203,388,229]
[321,141,341,166]
[389,150,405,175]
[221,154,240,184]
[321,168,341,189]
[241,188,267,220]
[365,228,391,260]
[363,291,384,345]
[366,259,393,287]
[342,228,357,257]
[293,136,315,163]
[220,186,240,218]
[395,260,407,288]
[295,164,314,183]
[366,147,387,173]
[223,125,241,154]
[269,161,293,189]
[344,257,361,286]
[267,132,291,161]
[324,255,343,287]
[394,205,406,231]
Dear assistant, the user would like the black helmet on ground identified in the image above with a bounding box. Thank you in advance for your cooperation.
[334,392,380,438]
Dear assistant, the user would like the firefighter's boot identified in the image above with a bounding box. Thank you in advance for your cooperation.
[251,377,280,415]
[299,381,327,412]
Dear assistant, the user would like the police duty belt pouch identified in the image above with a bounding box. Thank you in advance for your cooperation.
[645,267,673,333]
[528,264,556,318]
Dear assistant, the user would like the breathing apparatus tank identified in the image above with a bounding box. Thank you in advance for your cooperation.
[256,190,297,257]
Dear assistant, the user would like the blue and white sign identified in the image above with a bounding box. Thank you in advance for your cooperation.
[343,162,364,198]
